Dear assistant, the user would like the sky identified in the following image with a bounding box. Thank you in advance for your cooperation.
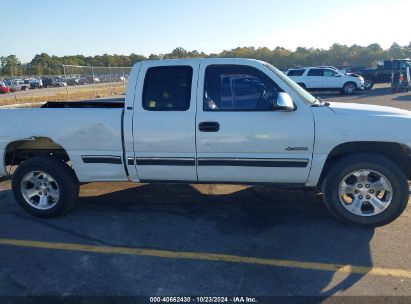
[1,0,410,63]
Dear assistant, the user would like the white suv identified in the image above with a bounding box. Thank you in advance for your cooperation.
[286,67,364,95]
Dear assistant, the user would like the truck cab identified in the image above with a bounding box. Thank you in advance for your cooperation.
[127,59,314,184]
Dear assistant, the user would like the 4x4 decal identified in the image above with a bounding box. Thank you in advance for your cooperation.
[285,147,309,151]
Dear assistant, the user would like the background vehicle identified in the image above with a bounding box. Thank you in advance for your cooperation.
[4,79,30,92]
[77,77,91,85]
[53,77,67,87]
[286,67,364,95]
[0,82,11,94]
[317,66,364,81]
[351,59,411,90]
[29,79,43,89]
[66,78,79,86]
[41,77,54,88]
[0,58,410,227]
[112,75,126,82]
[42,77,67,87]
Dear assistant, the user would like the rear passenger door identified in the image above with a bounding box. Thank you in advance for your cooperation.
[132,61,199,182]
[306,69,323,89]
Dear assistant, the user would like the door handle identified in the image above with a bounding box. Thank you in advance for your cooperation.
[199,121,220,132]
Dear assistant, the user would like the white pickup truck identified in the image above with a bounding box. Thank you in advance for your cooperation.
[0,59,410,226]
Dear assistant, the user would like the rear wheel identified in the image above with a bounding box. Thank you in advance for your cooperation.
[322,154,409,227]
[12,156,79,217]
[297,83,306,89]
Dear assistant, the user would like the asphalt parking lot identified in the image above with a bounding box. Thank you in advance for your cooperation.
[318,83,411,109]
[0,84,411,301]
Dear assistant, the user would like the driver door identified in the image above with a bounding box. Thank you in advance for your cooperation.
[195,61,314,184]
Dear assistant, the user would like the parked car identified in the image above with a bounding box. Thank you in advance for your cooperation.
[66,78,79,86]
[0,58,410,227]
[30,79,43,89]
[5,79,30,92]
[42,77,54,88]
[111,75,126,82]
[286,67,364,95]
[350,59,411,90]
[53,78,67,87]
[78,77,93,85]
[0,82,11,94]
[42,77,67,88]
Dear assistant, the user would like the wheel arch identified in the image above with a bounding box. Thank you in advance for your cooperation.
[343,80,357,87]
[3,136,73,175]
[318,141,411,185]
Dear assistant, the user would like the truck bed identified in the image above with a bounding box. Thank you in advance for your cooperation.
[40,98,125,109]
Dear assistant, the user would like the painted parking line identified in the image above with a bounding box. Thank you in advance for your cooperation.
[0,238,410,279]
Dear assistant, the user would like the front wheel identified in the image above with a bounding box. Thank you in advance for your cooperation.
[322,154,409,227]
[342,82,357,95]
[12,156,79,217]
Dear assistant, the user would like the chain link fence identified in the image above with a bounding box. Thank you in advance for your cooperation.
[0,65,132,107]
[62,65,132,100]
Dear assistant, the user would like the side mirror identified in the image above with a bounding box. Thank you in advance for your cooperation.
[274,92,295,111]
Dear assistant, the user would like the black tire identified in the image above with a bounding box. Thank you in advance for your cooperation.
[363,78,374,90]
[322,153,409,227]
[297,83,306,89]
[342,82,357,95]
[12,156,79,217]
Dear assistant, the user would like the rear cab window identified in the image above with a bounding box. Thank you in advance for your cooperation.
[142,66,193,111]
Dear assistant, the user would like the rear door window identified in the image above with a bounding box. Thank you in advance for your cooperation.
[307,69,323,76]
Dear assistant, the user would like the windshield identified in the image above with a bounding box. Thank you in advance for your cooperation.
[264,63,316,105]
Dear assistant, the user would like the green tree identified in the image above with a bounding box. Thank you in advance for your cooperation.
[386,42,406,59]
[2,42,411,77]
[1,55,22,76]
[166,47,188,59]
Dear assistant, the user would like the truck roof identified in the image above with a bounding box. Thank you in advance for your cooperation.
[133,58,265,67]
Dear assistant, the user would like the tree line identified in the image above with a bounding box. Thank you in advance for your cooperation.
[1,42,411,77]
